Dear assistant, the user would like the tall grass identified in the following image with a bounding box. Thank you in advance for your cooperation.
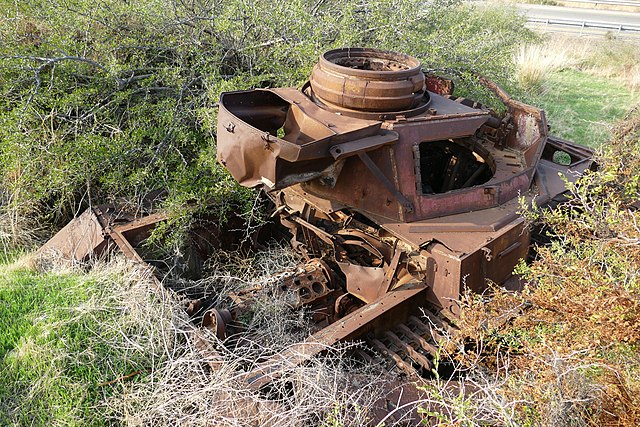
[514,40,576,94]
[582,37,640,91]
[515,35,640,93]
[512,35,640,147]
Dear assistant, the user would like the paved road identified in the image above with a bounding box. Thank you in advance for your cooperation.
[519,3,640,25]
[516,3,640,36]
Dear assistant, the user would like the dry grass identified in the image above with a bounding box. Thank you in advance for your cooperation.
[0,202,47,257]
[581,37,640,91]
[454,109,640,426]
[515,34,640,93]
[107,341,387,426]
[514,41,575,93]
[91,250,393,426]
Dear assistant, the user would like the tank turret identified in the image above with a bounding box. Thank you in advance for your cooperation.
[217,47,593,313]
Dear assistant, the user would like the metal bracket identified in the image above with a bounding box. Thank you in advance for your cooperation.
[357,152,414,213]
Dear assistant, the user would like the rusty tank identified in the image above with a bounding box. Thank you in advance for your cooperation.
[212,47,594,389]
[38,47,595,422]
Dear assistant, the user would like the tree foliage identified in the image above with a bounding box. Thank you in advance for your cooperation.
[0,0,534,239]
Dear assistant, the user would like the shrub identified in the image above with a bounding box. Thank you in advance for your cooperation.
[0,0,534,245]
[455,108,640,426]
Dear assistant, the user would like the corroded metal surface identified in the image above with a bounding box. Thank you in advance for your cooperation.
[215,47,595,387]
[40,47,596,425]
[37,205,168,264]
[310,48,426,114]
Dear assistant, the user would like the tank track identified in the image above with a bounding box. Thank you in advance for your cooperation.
[358,308,457,380]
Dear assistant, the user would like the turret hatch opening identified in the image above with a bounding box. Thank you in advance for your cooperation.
[416,139,495,194]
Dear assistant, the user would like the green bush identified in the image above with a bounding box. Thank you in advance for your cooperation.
[456,108,640,426]
[0,0,534,244]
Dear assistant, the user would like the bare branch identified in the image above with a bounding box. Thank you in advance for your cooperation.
[2,54,107,72]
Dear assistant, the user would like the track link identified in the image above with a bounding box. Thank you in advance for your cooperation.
[365,311,455,379]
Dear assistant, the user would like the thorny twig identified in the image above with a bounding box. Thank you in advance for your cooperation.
[4,54,111,127]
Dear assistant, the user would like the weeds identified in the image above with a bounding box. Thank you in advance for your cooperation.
[514,42,573,94]
[0,257,182,425]
[454,108,640,426]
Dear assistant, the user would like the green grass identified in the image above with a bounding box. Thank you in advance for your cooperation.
[0,266,105,425]
[529,69,640,147]
[0,269,83,424]
[0,261,162,426]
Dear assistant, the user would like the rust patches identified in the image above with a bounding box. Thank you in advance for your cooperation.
[39,47,596,425]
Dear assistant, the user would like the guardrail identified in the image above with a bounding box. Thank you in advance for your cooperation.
[527,17,640,33]
[560,0,640,7]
